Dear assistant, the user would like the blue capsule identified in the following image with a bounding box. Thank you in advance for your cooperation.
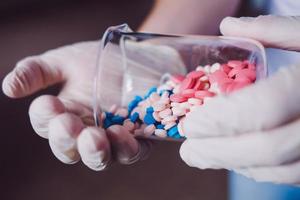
[103,118,113,129]
[144,113,156,125]
[111,115,125,125]
[130,112,139,123]
[156,124,165,129]
[146,106,154,113]
[105,112,114,119]
[167,126,179,137]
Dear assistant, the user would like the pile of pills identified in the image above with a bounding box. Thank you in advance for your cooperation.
[101,60,256,139]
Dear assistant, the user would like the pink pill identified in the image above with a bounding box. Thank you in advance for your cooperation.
[199,76,209,82]
[137,109,146,121]
[228,68,240,78]
[170,94,188,103]
[218,77,233,85]
[208,70,228,84]
[171,74,185,84]
[153,102,166,111]
[187,71,205,79]
[188,98,203,105]
[159,108,172,118]
[179,102,191,109]
[144,124,156,137]
[172,106,186,116]
[164,122,177,130]
[160,97,170,105]
[193,79,205,90]
[115,108,128,118]
[195,90,215,99]
[236,69,256,81]
[221,64,231,74]
[227,60,247,68]
[161,115,177,125]
[235,75,252,83]
[179,77,195,91]
[170,102,180,107]
[181,89,196,98]
[154,129,167,138]
[149,92,160,103]
[153,111,162,122]
[203,82,210,90]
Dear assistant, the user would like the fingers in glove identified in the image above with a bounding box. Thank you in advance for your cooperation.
[77,127,111,171]
[220,15,300,51]
[29,95,65,138]
[2,55,63,98]
[107,125,151,165]
[179,65,300,138]
[180,117,300,169]
[236,160,300,185]
[48,113,85,164]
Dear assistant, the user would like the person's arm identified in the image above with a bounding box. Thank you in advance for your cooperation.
[139,0,241,35]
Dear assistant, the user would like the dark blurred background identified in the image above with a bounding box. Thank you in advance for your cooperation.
[0,1,227,199]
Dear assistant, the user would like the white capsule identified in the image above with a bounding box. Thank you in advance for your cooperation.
[210,63,221,73]
[204,65,211,74]
[153,102,166,111]
[154,129,167,138]
[188,98,203,105]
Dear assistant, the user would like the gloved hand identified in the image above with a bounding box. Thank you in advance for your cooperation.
[2,40,185,171]
[179,15,300,185]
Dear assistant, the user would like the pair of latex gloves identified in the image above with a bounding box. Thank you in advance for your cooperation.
[3,15,300,185]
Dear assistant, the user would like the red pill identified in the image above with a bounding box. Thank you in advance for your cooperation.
[236,69,256,81]
[186,71,205,79]
[170,94,188,103]
[221,64,231,74]
[228,68,240,78]
[171,74,185,84]
[235,75,252,83]
[193,79,205,90]
[208,70,228,83]
[179,77,195,91]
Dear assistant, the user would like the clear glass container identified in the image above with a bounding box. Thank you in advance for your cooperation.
[93,24,267,139]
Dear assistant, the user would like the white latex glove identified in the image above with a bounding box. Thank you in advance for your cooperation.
[179,15,300,185]
[2,40,185,171]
